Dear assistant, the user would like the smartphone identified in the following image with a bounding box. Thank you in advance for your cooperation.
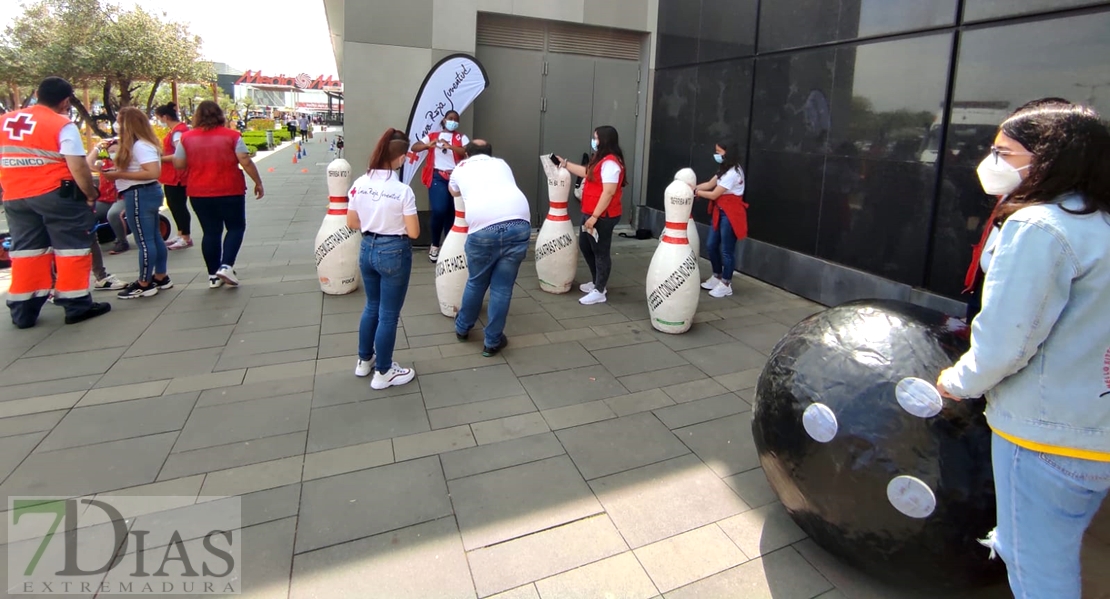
[549,154,561,166]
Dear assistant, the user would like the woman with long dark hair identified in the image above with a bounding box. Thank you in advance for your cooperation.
[155,102,193,250]
[96,107,172,299]
[173,100,265,288]
[694,138,748,298]
[555,125,626,306]
[348,129,420,390]
[411,110,469,262]
[937,101,1110,599]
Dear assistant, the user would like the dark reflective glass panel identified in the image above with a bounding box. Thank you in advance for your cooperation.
[927,9,1110,297]
[745,151,824,255]
[759,0,957,52]
[691,59,754,224]
[750,48,835,154]
[698,0,758,62]
[647,66,698,210]
[657,0,701,68]
[963,0,1108,22]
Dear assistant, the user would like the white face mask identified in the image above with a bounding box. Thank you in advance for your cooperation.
[976,155,1029,196]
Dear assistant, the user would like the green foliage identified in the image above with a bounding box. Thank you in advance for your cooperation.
[247,119,275,131]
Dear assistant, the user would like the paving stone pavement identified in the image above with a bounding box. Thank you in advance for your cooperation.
[0,139,1107,599]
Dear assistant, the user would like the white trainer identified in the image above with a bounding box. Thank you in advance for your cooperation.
[208,276,223,289]
[579,282,596,293]
[701,275,722,290]
[579,289,607,305]
[709,283,734,298]
[355,357,375,377]
[371,363,416,389]
[216,265,239,286]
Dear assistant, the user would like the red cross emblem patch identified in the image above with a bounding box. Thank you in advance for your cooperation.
[3,113,37,141]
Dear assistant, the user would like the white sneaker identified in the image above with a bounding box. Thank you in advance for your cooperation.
[208,276,223,289]
[216,265,239,286]
[429,247,440,263]
[371,363,416,389]
[355,356,375,377]
[579,282,596,293]
[579,289,607,305]
[709,283,733,298]
[701,275,723,290]
[94,274,127,290]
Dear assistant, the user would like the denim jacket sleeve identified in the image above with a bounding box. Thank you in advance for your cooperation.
[940,216,1077,398]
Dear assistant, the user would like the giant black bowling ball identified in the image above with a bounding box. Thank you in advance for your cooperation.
[751,300,1004,590]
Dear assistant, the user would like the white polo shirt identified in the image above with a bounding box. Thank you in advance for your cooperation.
[348,169,417,236]
[448,154,530,233]
[718,166,745,195]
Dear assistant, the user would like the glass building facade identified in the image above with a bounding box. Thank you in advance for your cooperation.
[647,0,1110,300]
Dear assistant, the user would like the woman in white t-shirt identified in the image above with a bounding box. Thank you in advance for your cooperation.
[411,110,469,262]
[694,139,749,298]
[347,129,421,390]
[96,107,171,299]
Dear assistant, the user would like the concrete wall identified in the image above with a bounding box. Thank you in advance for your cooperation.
[331,0,658,210]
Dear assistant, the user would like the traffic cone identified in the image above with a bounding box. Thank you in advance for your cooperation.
[292,153,298,164]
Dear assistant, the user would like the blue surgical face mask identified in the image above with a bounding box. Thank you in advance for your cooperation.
[713,153,724,164]
[590,138,599,152]
[444,120,459,132]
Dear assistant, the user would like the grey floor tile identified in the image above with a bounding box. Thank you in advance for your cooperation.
[243,360,317,384]
[175,393,311,452]
[402,313,460,337]
[541,400,617,430]
[487,585,541,599]
[651,324,736,353]
[717,503,807,559]
[159,432,307,481]
[296,457,452,553]
[722,468,777,510]
[556,413,690,480]
[725,322,792,355]
[674,413,759,478]
[440,432,564,480]
[214,348,319,372]
[633,524,748,594]
[420,364,526,409]
[606,389,675,417]
[448,455,603,551]
[503,342,598,377]
[393,425,475,461]
[197,376,315,407]
[4,520,116,597]
[0,375,99,403]
[590,454,748,549]
[302,439,393,481]
[199,456,304,499]
[37,393,198,452]
[428,395,537,429]
[307,393,428,452]
[0,391,86,419]
[619,365,706,394]
[222,325,321,356]
[521,365,629,411]
[0,432,176,498]
[677,342,766,378]
[534,552,658,599]
[592,342,689,378]
[414,351,501,376]
[0,431,45,482]
[713,368,763,392]
[468,515,628,597]
[653,394,750,430]
[77,380,171,407]
[660,379,730,404]
[312,369,416,408]
[504,312,565,336]
[471,412,550,445]
[291,517,474,599]
[123,324,235,358]
[2,347,126,386]
[96,347,223,388]
[0,410,66,439]
[663,547,832,599]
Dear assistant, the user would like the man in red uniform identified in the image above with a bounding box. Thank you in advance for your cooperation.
[0,77,111,328]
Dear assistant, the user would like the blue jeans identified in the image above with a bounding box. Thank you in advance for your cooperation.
[455,220,530,348]
[428,171,453,247]
[358,235,413,374]
[191,195,246,276]
[706,212,737,282]
[988,433,1110,598]
[123,184,167,281]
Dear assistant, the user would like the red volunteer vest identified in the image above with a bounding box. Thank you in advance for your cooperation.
[0,105,74,201]
[580,156,624,219]
[180,127,246,198]
[158,122,189,186]
[421,131,462,188]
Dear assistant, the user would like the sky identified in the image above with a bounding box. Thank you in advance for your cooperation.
[0,0,338,78]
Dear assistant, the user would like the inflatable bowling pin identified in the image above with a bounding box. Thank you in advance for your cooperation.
[435,195,469,317]
[535,156,576,294]
[674,168,701,259]
[645,171,701,334]
[315,158,361,295]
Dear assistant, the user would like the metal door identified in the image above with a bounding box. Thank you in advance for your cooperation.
[473,45,545,225]
[540,54,596,225]
[592,59,641,220]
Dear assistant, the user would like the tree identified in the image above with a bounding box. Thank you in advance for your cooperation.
[0,0,212,136]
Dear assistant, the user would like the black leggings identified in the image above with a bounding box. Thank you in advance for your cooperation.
[579,213,620,292]
[163,184,190,236]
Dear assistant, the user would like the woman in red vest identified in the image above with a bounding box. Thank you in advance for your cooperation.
[411,110,468,262]
[173,100,265,289]
[694,138,749,299]
[155,102,193,250]
[555,125,626,306]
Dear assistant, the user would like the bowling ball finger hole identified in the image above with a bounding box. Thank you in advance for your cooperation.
[895,377,944,418]
[802,403,838,443]
[887,475,937,519]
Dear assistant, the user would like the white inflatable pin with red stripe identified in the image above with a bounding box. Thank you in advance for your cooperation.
[646,168,700,334]
[314,158,361,295]
[535,155,576,294]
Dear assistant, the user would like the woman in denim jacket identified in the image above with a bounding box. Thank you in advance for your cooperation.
[937,101,1110,599]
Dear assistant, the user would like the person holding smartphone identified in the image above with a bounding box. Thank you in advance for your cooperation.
[555,125,626,306]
